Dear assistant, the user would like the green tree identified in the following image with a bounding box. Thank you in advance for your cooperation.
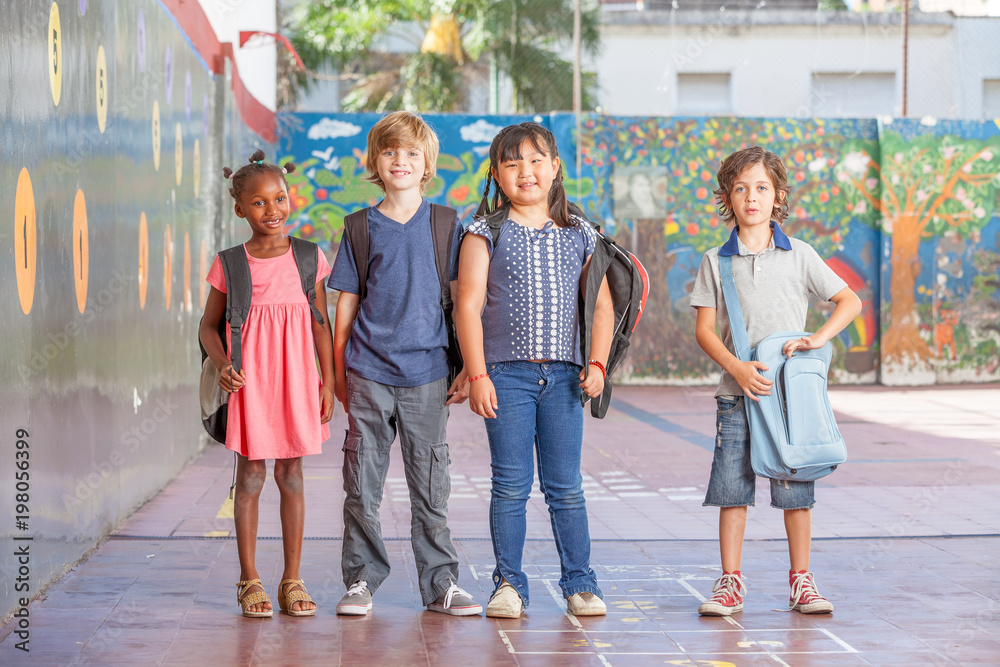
[286,0,601,113]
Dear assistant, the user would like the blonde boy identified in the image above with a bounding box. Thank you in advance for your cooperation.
[328,111,480,616]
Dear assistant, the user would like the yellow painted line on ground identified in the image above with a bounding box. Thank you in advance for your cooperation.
[204,531,230,537]
[217,495,234,519]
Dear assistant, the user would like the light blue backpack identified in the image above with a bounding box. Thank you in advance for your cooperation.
[719,254,847,481]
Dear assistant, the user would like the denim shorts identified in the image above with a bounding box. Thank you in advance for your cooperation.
[703,396,815,510]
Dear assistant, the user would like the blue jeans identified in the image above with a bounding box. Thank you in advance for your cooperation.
[703,396,815,510]
[484,360,602,607]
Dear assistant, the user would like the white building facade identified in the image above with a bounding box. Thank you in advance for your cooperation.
[592,10,1000,119]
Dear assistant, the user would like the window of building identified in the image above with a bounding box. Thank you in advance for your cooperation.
[810,73,897,118]
[676,73,732,115]
[983,80,1000,119]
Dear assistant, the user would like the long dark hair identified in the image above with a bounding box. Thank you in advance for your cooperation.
[475,122,574,227]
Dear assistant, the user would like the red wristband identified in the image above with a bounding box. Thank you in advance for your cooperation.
[469,373,488,382]
[588,360,606,379]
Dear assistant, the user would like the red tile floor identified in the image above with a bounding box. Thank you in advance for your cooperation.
[2,385,999,665]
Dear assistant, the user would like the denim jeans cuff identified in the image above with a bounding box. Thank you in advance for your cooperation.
[702,501,755,508]
[770,501,816,510]
[563,584,603,599]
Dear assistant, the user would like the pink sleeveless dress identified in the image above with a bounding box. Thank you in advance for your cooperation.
[206,243,331,460]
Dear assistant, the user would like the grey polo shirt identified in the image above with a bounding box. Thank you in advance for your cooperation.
[690,222,847,397]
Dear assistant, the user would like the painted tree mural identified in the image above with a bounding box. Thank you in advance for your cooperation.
[577,115,881,379]
[833,126,1000,370]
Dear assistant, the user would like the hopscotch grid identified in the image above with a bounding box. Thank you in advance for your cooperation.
[490,571,858,663]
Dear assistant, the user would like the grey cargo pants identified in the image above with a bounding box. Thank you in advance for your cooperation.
[341,371,459,605]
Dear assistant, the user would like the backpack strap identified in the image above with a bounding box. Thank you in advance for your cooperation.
[343,208,371,300]
[218,246,253,373]
[484,204,510,249]
[718,254,751,361]
[289,236,325,325]
[429,204,458,311]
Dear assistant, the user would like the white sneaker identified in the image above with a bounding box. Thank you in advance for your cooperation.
[485,581,523,618]
[427,583,483,616]
[336,580,373,616]
[566,592,606,616]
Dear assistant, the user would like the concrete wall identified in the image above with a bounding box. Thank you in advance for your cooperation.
[0,0,266,620]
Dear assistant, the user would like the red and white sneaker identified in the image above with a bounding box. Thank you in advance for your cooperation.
[789,570,834,614]
[698,572,746,616]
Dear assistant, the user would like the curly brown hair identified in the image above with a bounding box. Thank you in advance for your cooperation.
[713,146,789,226]
[222,149,296,201]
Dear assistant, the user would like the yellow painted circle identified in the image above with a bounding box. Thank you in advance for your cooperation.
[138,212,149,309]
[48,2,62,106]
[152,100,161,170]
[175,123,183,186]
[73,190,90,313]
[96,45,108,133]
[193,139,201,199]
[183,232,191,311]
[199,238,207,306]
[163,224,173,310]
[14,168,37,315]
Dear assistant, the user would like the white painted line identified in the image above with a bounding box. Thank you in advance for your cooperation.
[542,579,582,629]
[618,492,661,497]
[667,495,705,501]
[818,626,861,653]
[497,630,516,654]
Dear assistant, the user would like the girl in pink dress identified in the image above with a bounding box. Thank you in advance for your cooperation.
[199,150,334,618]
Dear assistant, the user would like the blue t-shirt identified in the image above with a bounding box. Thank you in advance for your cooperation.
[328,200,461,387]
[465,215,597,366]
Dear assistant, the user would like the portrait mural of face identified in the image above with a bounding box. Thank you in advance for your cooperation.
[613,165,667,220]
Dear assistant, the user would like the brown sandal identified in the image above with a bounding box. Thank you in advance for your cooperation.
[236,578,273,618]
[277,578,316,617]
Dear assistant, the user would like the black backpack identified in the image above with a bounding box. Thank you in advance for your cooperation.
[482,202,649,419]
[198,237,326,443]
[342,204,463,385]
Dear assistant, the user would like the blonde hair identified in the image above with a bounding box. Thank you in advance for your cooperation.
[365,111,440,194]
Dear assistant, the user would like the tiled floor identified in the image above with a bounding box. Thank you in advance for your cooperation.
[2,385,999,665]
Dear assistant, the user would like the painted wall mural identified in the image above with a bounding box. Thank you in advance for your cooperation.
[277,113,1000,386]
[1,0,259,619]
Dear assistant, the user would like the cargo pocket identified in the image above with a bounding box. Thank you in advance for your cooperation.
[342,431,362,498]
[429,443,451,510]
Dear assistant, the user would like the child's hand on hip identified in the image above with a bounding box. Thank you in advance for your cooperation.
[579,367,605,399]
[219,365,246,393]
[469,376,498,419]
[319,385,334,424]
[731,359,771,401]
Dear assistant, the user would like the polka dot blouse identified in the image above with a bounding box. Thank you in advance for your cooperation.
[467,214,597,366]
